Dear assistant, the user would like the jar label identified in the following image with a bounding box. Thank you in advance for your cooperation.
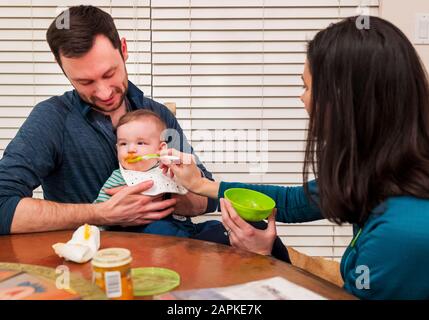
[104,271,122,298]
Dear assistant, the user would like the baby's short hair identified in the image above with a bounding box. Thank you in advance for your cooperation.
[117,109,167,132]
[117,109,167,142]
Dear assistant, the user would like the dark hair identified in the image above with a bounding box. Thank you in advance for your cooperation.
[117,109,167,134]
[304,16,429,226]
[46,5,121,66]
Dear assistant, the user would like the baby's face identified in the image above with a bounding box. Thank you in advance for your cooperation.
[116,119,166,171]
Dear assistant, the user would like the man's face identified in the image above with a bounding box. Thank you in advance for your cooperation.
[60,35,129,114]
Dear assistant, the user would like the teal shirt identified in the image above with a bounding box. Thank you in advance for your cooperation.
[218,180,429,300]
[94,169,126,203]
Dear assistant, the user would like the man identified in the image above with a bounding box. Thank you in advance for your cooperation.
[0,5,217,235]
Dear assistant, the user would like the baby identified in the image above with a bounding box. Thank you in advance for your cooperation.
[94,109,219,237]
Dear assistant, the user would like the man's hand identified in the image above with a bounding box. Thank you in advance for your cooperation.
[96,180,177,227]
[171,192,208,217]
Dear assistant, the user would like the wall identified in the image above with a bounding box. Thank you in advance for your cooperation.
[381,0,429,71]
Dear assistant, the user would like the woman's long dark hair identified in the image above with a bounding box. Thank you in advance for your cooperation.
[304,16,429,226]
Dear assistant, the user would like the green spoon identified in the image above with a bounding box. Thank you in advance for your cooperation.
[125,154,181,164]
[126,153,160,163]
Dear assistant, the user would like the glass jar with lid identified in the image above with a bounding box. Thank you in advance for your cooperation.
[91,248,133,300]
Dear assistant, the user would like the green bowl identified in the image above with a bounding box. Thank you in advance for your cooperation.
[224,188,276,222]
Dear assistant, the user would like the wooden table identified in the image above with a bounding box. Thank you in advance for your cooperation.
[0,230,355,300]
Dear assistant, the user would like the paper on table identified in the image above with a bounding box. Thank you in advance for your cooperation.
[52,224,100,263]
[157,276,327,300]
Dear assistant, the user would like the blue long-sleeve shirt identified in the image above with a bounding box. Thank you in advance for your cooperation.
[218,180,429,300]
[0,81,217,234]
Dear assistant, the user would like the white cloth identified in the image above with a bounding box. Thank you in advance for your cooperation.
[120,165,187,196]
[52,224,100,263]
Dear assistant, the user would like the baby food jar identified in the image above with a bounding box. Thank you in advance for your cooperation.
[92,248,134,300]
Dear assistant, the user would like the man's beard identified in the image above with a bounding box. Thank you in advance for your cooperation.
[79,78,128,114]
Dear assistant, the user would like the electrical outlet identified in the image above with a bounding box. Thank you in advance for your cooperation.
[415,14,429,44]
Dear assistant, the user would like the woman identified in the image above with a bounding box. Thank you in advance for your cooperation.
[161,16,429,299]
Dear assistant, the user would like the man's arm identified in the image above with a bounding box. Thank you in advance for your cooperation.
[11,198,99,233]
[171,192,207,217]
[171,166,208,216]
[11,181,176,233]
[0,100,65,234]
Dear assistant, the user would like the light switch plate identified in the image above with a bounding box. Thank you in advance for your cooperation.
[415,14,429,44]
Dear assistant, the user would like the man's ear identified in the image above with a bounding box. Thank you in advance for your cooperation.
[120,37,129,62]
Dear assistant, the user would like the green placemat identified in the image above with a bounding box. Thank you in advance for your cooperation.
[0,262,107,300]
[132,267,180,296]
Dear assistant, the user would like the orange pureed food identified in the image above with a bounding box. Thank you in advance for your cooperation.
[91,248,133,300]
[124,153,137,162]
